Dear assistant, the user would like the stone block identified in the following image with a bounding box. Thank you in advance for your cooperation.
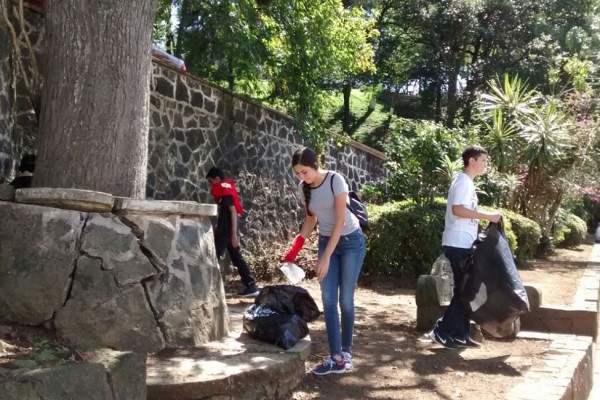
[524,284,542,309]
[0,362,114,400]
[0,202,83,324]
[86,349,147,400]
[520,306,597,338]
[416,305,447,331]
[55,286,165,352]
[415,274,453,307]
[0,183,14,201]
[15,187,114,212]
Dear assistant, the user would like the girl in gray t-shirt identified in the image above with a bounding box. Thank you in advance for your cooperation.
[283,147,366,375]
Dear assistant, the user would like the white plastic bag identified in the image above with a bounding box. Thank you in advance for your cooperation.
[279,262,305,284]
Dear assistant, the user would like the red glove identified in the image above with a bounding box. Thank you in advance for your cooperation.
[283,235,305,263]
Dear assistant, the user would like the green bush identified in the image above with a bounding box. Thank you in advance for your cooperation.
[498,208,541,264]
[364,199,446,278]
[478,207,518,256]
[364,201,542,279]
[553,209,587,248]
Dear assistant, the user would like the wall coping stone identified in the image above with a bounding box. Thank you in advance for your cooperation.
[15,188,114,212]
[113,197,217,217]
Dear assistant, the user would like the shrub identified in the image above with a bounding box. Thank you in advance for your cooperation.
[364,201,542,279]
[498,208,541,264]
[553,209,587,248]
[364,199,446,278]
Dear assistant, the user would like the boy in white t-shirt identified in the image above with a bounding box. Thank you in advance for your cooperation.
[430,145,501,349]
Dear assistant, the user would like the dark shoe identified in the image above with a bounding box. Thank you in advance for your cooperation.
[238,286,260,297]
[454,337,482,348]
[429,330,458,350]
[340,351,353,369]
[312,357,346,375]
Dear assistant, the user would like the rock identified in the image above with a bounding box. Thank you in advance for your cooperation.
[0,202,83,324]
[5,359,38,370]
[55,286,165,352]
[0,362,113,400]
[0,184,14,201]
[416,274,453,307]
[524,284,542,309]
[86,349,147,400]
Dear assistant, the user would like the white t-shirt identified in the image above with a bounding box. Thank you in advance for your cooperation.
[442,172,478,248]
[297,171,360,236]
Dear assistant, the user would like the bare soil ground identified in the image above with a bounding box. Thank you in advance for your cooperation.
[0,238,595,400]
[283,238,596,400]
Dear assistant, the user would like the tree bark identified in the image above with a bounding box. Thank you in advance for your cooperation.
[34,0,157,198]
[342,82,351,133]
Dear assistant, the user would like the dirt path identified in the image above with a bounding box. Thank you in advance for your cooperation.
[283,240,596,400]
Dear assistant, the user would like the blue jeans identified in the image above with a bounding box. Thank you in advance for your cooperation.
[318,229,366,358]
[435,245,472,341]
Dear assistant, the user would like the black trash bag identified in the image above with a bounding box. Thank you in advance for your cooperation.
[254,285,321,322]
[461,221,530,329]
[242,305,309,350]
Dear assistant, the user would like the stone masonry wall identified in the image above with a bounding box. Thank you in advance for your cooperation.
[1,5,387,254]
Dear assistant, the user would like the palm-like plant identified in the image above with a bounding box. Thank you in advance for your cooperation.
[519,99,573,175]
[481,109,518,173]
[478,74,539,120]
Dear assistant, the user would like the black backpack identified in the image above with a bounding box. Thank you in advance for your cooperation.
[330,172,369,231]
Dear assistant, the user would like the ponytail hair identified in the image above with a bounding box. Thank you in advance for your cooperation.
[292,147,319,217]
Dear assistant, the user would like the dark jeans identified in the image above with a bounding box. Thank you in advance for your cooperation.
[215,235,256,289]
[434,245,472,341]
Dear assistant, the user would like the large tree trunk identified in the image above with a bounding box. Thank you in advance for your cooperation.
[34,0,157,198]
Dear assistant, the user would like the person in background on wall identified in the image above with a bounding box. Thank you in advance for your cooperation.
[284,147,366,375]
[430,145,502,349]
[10,154,36,189]
[595,222,600,243]
[206,167,259,297]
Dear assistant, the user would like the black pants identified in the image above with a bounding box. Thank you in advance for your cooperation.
[434,245,472,341]
[215,235,256,289]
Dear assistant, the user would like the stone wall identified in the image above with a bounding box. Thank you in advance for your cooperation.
[1,4,387,253]
[0,200,229,352]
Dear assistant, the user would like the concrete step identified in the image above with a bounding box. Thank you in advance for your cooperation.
[146,300,311,400]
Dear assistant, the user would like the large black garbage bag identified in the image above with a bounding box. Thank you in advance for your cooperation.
[254,285,320,322]
[242,305,309,350]
[461,221,530,330]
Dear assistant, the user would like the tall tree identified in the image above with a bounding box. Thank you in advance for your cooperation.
[34,0,158,198]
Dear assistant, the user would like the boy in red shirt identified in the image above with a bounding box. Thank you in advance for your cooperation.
[206,167,259,297]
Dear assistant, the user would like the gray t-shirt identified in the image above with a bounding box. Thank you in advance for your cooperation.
[297,171,361,236]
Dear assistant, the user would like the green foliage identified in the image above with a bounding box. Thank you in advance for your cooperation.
[553,208,588,248]
[28,340,72,364]
[497,208,541,264]
[477,209,517,257]
[384,119,465,204]
[358,180,388,205]
[364,199,446,278]
[477,74,577,237]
